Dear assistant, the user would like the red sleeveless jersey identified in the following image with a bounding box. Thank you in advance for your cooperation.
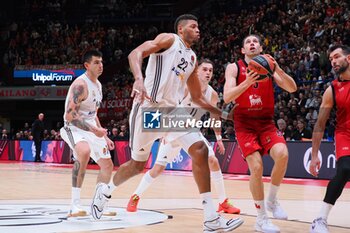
[332,79,350,131]
[331,79,350,158]
[233,59,275,121]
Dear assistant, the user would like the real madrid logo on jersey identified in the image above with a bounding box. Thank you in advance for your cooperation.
[179,73,185,81]
[190,55,195,66]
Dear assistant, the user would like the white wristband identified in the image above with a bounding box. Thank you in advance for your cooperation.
[221,111,229,120]
[216,135,222,141]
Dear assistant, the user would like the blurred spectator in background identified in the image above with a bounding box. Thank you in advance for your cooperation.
[108,127,119,164]
[223,126,235,140]
[1,129,8,140]
[23,122,31,132]
[118,124,129,139]
[292,119,312,141]
[31,113,45,162]
[277,119,292,141]
[109,127,119,141]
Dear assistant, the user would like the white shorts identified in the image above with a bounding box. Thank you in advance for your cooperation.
[129,101,190,162]
[155,132,215,166]
[60,125,111,162]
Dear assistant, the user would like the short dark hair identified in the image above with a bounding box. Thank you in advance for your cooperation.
[174,14,198,33]
[329,45,350,56]
[242,34,263,47]
[198,58,214,68]
[82,50,103,63]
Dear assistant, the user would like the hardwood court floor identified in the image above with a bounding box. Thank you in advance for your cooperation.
[0,161,349,233]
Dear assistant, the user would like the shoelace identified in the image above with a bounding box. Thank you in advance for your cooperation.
[131,195,139,206]
[262,218,275,227]
[269,200,281,210]
[258,215,272,225]
[225,199,234,207]
[316,218,328,228]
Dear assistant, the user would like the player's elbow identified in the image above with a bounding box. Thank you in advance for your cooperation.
[128,48,141,61]
[65,112,74,123]
[65,115,72,123]
[288,85,297,93]
[128,51,135,62]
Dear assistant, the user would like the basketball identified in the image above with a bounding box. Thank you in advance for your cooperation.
[247,54,276,80]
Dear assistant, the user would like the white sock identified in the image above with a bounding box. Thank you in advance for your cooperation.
[201,192,217,221]
[71,187,81,205]
[106,180,117,196]
[254,200,267,219]
[318,201,333,220]
[211,170,227,203]
[134,171,155,196]
[267,184,280,203]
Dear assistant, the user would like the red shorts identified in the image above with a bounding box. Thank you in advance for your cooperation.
[335,132,350,159]
[235,120,286,158]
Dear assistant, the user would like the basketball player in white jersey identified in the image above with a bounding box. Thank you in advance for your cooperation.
[60,50,114,217]
[126,59,240,215]
[91,14,243,231]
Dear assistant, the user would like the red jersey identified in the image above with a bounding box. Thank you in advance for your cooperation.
[331,79,350,158]
[233,59,275,121]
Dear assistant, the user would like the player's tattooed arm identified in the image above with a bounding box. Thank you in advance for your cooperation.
[65,82,94,132]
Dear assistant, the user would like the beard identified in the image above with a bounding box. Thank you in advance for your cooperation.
[334,60,349,75]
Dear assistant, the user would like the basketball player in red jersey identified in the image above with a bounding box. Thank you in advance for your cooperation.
[309,45,350,233]
[224,34,297,233]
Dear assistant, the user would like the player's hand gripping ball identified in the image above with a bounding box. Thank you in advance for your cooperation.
[247,54,276,80]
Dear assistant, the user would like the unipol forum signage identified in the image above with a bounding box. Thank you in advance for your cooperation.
[13,65,85,85]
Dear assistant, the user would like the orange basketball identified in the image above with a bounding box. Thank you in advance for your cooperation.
[247,54,276,80]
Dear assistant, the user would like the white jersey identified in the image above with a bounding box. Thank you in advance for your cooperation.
[63,73,102,126]
[181,85,214,121]
[144,34,197,106]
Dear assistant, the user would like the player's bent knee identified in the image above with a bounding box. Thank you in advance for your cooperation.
[75,142,91,157]
[271,145,289,163]
[249,163,263,177]
[105,160,114,172]
[130,159,146,173]
[339,163,350,175]
[189,141,208,160]
[208,156,218,167]
[276,150,289,164]
[77,149,91,160]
